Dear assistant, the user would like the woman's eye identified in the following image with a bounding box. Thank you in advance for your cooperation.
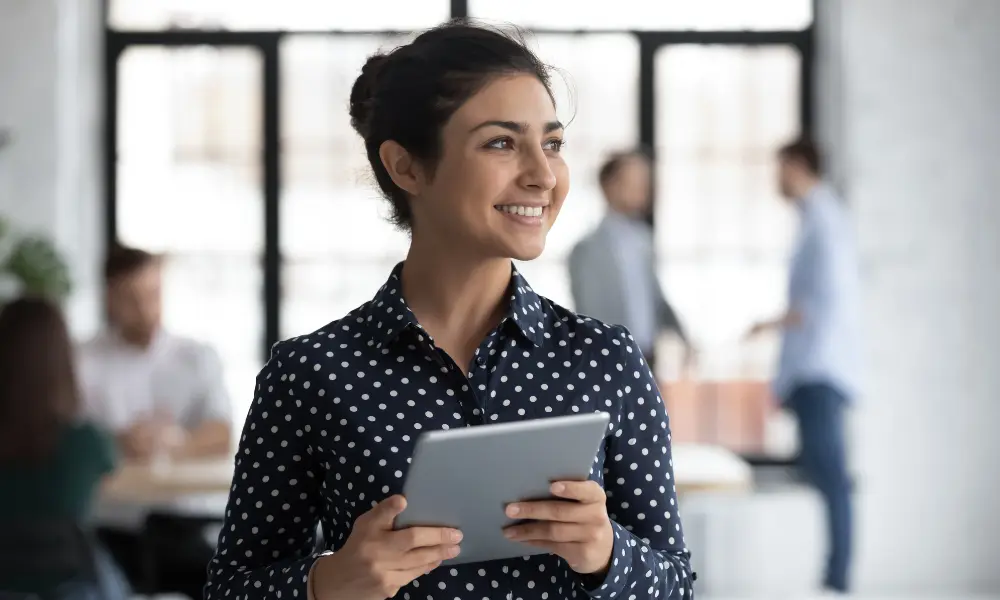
[486,137,515,150]
[544,138,565,152]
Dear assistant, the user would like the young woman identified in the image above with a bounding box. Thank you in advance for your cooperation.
[206,21,694,600]
[0,298,126,598]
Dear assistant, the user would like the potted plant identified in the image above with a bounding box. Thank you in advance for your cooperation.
[0,215,73,302]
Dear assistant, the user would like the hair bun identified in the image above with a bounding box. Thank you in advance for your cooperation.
[350,53,390,139]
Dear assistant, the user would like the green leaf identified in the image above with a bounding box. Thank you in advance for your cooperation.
[3,235,72,300]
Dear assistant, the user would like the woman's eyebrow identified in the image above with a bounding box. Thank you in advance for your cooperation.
[468,120,564,134]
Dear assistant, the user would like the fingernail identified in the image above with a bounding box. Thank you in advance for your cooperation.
[449,546,461,557]
[506,505,520,516]
[504,529,516,539]
[450,530,463,542]
[551,483,565,493]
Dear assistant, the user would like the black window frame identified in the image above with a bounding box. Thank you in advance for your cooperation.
[101,0,816,365]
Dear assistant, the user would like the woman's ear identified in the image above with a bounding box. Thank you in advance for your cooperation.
[379,140,425,196]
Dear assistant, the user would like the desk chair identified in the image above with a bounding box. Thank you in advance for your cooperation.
[0,519,127,600]
[140,512,221,599]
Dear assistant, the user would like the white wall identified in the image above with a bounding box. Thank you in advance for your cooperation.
[817,0,1000,594]
[0,0,104,337]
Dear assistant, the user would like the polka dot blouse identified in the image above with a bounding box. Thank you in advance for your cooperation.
[206,263,695,600]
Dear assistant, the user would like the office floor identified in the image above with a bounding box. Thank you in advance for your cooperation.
[705,596,999,600]
[138,594,999,600]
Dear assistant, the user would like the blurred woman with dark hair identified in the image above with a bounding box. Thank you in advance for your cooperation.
[0,297,126,599]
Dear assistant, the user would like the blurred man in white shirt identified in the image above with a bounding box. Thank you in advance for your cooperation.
[79,245,231,460]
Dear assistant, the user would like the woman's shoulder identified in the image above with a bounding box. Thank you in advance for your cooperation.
[537,295,637,358]
[62,420,109,443]
[263,303,374,375]
[60,420,116,469]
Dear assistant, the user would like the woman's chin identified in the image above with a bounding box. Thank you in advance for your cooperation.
[505,239,546,262]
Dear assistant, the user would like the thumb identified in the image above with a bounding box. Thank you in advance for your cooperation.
[368,494,407,529]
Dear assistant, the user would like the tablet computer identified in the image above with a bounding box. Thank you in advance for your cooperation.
[394,411,611,565]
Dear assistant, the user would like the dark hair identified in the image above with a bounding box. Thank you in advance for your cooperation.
[104,243,158,284]
[778,138,823,175]
[0,298,80,463]
[598,148,651,189]
[349,20,554,231]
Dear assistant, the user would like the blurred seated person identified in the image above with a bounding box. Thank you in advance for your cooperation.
[0,298,128,599]
[78,244,232,461]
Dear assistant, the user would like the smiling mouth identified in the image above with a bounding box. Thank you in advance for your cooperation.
[494,204,545,217]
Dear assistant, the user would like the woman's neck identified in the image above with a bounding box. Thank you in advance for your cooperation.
[401,237,512,364]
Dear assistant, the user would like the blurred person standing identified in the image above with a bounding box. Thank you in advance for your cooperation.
[569,150,694,371]
[77,244,233,595]
[0,298,128,599]
[747,138,861,595]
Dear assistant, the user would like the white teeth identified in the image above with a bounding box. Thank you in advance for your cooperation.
[496,205,543,217]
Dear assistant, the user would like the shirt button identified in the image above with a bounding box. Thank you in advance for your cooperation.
[476,357,486,366]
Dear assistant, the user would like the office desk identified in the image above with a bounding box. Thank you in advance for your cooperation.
[101,459,234,503]
[672,444,753,494]
[96,443,751,529]
[102,444,749,501]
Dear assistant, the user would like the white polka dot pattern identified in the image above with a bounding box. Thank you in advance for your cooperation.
[205,263,694,599]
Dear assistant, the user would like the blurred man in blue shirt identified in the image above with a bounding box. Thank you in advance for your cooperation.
[748,139,860,595]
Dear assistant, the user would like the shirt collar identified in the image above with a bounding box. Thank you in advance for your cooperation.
[797,182,830,215]
[602,208,644,229]
[366,262,545,349]
[105,326,168,355]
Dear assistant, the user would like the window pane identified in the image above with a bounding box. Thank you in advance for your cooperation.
[116,46,263,425]
[520,33,639,307]
[280,35,411,339]
[653,44,800,454]
[655,44,799,348]
[110,0,449,31]
[470,0,812,31]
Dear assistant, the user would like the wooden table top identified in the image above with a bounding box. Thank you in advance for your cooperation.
[100,443,752,506]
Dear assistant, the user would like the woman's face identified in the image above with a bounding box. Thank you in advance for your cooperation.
[409,74,569,261]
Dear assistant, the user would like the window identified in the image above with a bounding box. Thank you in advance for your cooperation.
[279,35,411,338]
[109,0,449,31]
[654,44,801,453]
[115,46,265,424]
[106,3,813,456]
[512,34,639,307]
[469,0,812,31]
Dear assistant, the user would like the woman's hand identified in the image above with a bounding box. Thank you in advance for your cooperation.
[311,495,462,600]
[502,481,614,576]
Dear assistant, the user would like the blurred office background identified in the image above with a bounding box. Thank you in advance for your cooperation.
[1,0,998,598]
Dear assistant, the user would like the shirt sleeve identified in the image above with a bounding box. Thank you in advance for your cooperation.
[797,209,850,342]
[75,344,118,431]
[569,239,600,316]
[646,234,688,344]
[585,325,695,599]
[194,343,233,424]
[205,341,325,600]
[654,286,688,344]
[72,422,118,477]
